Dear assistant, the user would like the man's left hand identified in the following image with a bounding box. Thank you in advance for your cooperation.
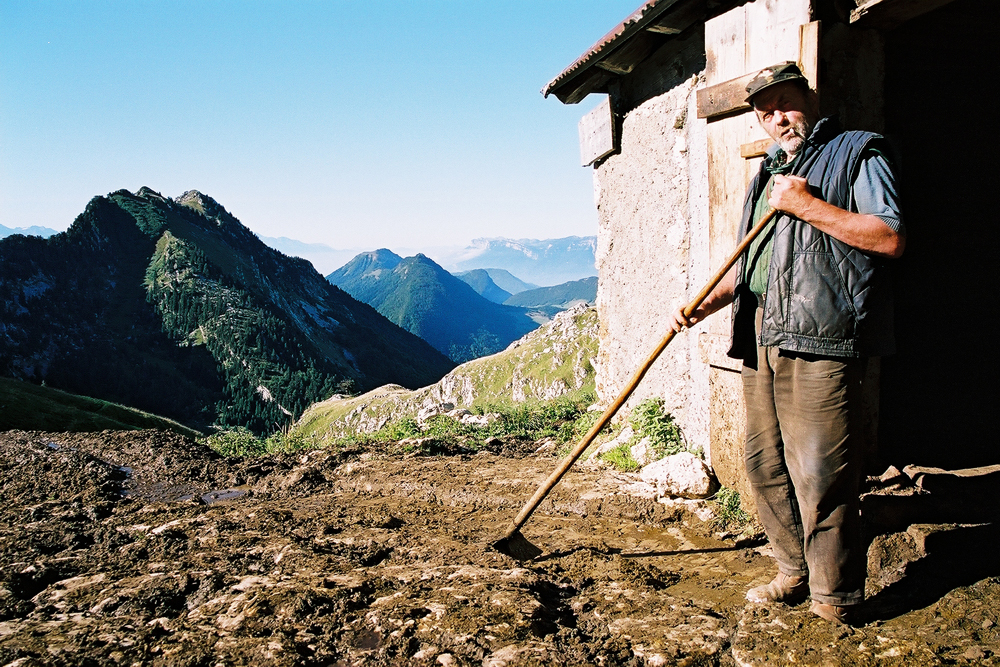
[768,174,815,219]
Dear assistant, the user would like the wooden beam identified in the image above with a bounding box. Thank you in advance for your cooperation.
[645,0,706,35]
[851,0,957,28]
[696,72,754,119]
[594,31,663,76]
[556,68,616,105]
[740,138,772,159]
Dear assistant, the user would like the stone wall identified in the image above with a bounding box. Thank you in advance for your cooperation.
[591,32,714,458]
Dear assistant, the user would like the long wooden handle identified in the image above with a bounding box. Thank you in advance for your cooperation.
[502,207,780,538]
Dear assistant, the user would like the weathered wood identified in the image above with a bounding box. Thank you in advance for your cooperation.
[851,0,957,28]
[646,0,706,35]
[594,30,663,75]
[578,96,616,167]
[703,0,811,510]
[558,68,615,105]
[798,21,820,91]
[740,138,772,159]
[696,73,754,119]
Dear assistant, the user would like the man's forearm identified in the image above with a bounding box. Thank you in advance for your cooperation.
[795,199,905,258]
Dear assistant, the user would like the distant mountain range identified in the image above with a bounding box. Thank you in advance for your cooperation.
[448,236,597,286]
[0,188,454,434]
[263,234,597,288]
[504,276,597,309]
[0,223,60,239]
[326,250,538,363]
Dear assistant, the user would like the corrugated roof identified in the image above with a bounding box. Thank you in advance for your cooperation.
[542,0,676,101]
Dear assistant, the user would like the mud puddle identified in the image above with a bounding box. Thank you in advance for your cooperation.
[0,430,997,665]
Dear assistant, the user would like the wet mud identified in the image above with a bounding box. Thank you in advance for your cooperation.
[1,430,997,665]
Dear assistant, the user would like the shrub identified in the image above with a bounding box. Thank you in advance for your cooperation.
[712,486,753,531]
[627,397,698,460]
[203,428,267,457]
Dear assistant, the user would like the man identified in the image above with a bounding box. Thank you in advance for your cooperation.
[669,62,904,624]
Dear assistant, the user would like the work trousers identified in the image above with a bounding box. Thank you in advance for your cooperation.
[742,311,867,606]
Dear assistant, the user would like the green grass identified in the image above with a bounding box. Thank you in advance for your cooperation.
[0,376,202,438]
[215,392,605,459]
[599,443,641,472]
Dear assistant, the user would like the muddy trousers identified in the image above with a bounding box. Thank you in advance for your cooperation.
[742,338,867,606]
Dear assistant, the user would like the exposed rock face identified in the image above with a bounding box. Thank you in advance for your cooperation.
[294,305,599,442]
[639,452,719,500]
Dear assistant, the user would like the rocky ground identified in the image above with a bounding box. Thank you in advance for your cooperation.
[1,429,998,666]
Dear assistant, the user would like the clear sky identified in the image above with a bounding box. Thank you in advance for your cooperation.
[1,1,639,250]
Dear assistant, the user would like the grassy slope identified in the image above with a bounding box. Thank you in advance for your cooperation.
[0,377,202,438]
[292,306,599,443]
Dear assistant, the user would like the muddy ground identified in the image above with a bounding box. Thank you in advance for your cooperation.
[1,430,998,666]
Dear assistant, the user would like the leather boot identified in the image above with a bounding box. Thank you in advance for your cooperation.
[746,572,809,604]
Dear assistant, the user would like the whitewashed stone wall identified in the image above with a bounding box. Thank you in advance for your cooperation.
[592,70,712,458]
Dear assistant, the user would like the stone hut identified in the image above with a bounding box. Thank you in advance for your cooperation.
[544,0,995,504]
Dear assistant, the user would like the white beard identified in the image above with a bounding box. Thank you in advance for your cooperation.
[776,118,813,158]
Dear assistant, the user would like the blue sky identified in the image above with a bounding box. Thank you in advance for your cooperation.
[1,1,638,250]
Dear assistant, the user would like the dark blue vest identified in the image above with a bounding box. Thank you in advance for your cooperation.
[729,117,896,360]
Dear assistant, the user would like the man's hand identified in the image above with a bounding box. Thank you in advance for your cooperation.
[767,174,904,258]
[768,174,815,218]
[666,265,739,333]
[667,306,698,334]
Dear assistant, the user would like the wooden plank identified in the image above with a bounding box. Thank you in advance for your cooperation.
[798,21,820,91]
[740,138,772,159]
[696,73,753,119]
[745,0,810,70]
[578,97,616,167]
[851,0,957,28]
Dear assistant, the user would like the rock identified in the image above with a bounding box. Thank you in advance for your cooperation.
[417,403,455,425]
[459,412,498,427]
[639,452,718,499]
[446,408,472,419]
[630,436,657,466]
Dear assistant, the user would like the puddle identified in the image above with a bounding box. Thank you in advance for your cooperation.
[177,487,249,505]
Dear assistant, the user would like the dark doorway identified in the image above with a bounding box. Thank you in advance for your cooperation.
[878,0,999,469]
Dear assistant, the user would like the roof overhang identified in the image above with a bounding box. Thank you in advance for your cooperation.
[542,0,709,104]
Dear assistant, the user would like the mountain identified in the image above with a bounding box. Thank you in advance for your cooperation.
[327,251,539,363]
[454,269,511,304]
[448,236,597,286]
[477,268,539,295]
[503,276,598,309]
[0,223,60,239]
[0,188,454,434]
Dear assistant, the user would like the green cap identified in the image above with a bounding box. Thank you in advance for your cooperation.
[745,61,808,104]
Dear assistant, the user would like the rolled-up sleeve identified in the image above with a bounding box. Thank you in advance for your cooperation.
[851,150,904,235]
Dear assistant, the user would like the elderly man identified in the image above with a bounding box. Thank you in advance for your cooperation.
[670,62,904,624]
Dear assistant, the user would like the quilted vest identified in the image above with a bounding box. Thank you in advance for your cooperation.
[728,117,896,361]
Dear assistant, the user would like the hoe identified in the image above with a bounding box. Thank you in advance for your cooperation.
[493,207,780,560]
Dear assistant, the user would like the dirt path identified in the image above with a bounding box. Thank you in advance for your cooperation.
[1,430,997,666]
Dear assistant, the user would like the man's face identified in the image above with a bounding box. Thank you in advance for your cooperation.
[752,82,818,156]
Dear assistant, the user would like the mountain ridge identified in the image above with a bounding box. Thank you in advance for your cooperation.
[0,188,454,433]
